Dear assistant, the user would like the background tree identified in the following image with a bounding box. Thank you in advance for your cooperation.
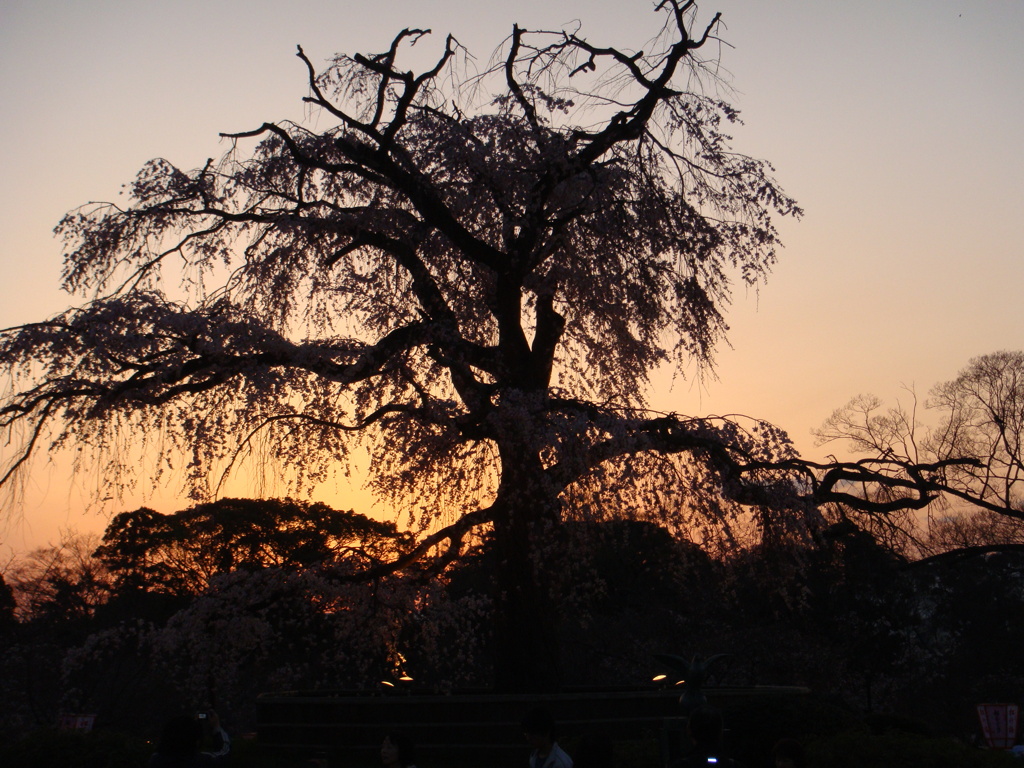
[5,518,1022,738]
[0,502,441,733]
[926,351,1024,516]
[0,533,112,730]
[921,509,1024,556]
[0,1,985,690]
[95,498,408,597]
[812,350,1024,723]
[137,566,431,724]
[817,351,1024,559]
[6,533,110,624]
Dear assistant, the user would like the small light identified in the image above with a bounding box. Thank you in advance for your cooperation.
[399,676,413,682]
[381,681,395,687]
[652,674,667,682]
[675,679,686,686]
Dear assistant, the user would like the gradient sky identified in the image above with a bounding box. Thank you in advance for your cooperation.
[1,0,1022,555]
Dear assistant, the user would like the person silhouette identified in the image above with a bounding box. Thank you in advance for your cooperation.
[522,708,573,768]
[381,732,417,768]
[679,707,740,767]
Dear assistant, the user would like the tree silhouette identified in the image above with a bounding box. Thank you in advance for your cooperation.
[927,351,1024,516]
[6,533,110,624]
[95,498,408,597]
[0,1,982,689]
[818,351,1024,562]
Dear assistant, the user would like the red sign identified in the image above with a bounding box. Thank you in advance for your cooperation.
[58,713,96,732]
[977,703,1019,749]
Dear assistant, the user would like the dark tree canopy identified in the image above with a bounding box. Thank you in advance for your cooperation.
[95,498,408,596]
[0,1,990,689]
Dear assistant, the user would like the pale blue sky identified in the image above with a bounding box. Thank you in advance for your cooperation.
[1,0,1022,552]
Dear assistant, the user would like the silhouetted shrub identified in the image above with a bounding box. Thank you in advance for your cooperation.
[805,730,1017,768]
[0,728,149,768]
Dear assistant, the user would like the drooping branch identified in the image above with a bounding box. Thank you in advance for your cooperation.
[0,295,441,448]
[214,404,440,496]
[332,505,494,583]
[543,405,1006,524]
[0,402,55,488]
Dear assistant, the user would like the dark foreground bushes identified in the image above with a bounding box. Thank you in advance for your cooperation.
[1,717,1020,768]
[0,728,149,768]
[805,730,1018,768]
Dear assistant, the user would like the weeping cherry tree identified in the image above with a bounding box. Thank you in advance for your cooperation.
[0,1,973,689]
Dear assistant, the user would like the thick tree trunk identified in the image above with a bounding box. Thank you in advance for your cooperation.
[489,459,564,692]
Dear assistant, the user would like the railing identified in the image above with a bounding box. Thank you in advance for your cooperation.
[257,685,808,766]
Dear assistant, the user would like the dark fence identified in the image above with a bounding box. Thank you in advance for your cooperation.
[257,685,808,766]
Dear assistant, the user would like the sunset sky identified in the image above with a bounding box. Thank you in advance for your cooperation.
[1,0,1022,555]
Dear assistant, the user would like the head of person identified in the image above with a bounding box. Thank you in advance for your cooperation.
[381,732,416,768]
[521,707,557,750]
